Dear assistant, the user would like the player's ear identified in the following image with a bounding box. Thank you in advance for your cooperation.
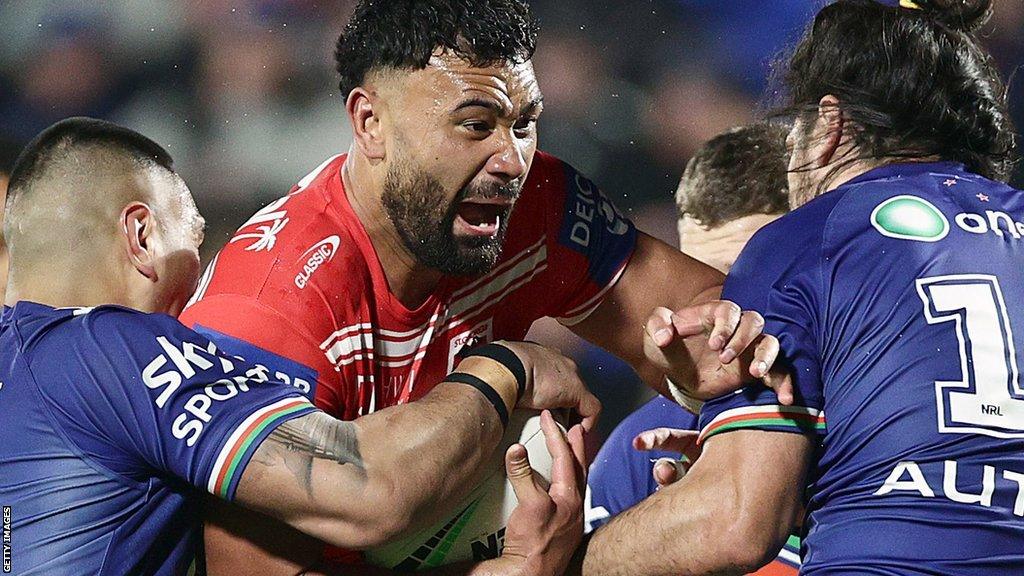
[121,202,158,281]
[347,86,386,162]
[815,94,845,167]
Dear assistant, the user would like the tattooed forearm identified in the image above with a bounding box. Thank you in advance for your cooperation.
[259,412,365,496]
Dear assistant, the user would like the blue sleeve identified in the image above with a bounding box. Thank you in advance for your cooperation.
[25,307,317,500]
[533,153,638,324]
[697,208,830,445]
[586,397,698,532]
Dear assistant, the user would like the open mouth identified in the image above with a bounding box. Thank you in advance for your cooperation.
[455,199,511,237]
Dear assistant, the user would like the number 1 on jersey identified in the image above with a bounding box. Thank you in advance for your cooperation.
[917,274,1024,438]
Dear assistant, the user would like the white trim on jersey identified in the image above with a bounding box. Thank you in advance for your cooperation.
[379,324,431,339]
[450,236,546,300]
[295,154,344,192]
[324,331,374,366]
[444,245,548,325]
[320,323,373,351]
[206,397,313,494]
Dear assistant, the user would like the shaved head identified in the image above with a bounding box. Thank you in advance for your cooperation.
[5,118,204,315]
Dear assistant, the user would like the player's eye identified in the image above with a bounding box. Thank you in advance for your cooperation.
[513,118,538,138]
[462,120,494,135]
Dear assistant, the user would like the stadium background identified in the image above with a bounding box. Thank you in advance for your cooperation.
[1,0,1022,439]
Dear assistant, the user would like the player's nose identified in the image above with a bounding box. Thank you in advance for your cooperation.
[485,131,528,183]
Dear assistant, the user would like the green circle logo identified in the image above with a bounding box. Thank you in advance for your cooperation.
[870,195,949,242]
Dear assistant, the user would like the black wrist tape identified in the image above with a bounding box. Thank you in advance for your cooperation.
[446,372,510,428]
[463,343,527,398]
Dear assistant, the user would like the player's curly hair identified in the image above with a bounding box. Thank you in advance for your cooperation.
[677,124,789,229]
[783,0,1015,181]
[334,0,539,99]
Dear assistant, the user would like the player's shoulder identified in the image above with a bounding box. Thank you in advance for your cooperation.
[734,188,847,279]
[11,302,185,363]
[526,150,569,180]
[192,154,371,304]
[815,161,1005,253]
[221,154,347,257]
[521,150,588,203]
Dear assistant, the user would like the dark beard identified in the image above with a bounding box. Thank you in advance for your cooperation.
[382,160,520,276]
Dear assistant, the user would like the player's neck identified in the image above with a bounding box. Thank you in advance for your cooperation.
[342,158,443,310]
[5,269,132,311]
[820,151,934,195]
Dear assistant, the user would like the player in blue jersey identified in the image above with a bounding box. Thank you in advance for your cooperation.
[577,0,1020,574]
[584,124,801,575]
[0,117,607,576]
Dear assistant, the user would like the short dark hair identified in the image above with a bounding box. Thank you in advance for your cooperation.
[334,0,539,98]
[783,0,1015,182]
[677,124,790,229]
[7,117,174,204]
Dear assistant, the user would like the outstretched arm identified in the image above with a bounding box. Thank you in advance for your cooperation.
[571,233,788,402]
[235,381,494,549]
[232,345,597,551]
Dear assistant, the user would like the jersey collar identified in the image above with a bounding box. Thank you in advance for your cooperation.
[842,161,968,188]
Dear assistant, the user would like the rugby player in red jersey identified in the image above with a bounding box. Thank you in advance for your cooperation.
[179,1,786,573]
[0,117,600,576]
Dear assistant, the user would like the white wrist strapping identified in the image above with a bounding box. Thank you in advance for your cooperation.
[666,376,704,414]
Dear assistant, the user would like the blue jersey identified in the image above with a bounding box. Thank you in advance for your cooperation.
[699,162,1024,574]
[0,302,316,575]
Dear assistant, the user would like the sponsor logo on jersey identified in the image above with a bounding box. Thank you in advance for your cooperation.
[192,325,318,400]
[563,171,631,252]
[871,195,949,242]
[230,196,291,252]
[558,164,636,286]
[142,336,286,446]
[295,235,340,289]
[953,209,1024,239]
[874,459,1024,518]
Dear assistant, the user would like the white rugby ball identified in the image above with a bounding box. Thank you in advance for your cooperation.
[365,410,559,571]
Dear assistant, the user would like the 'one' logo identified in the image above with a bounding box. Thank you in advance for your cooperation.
[871,195,949,242]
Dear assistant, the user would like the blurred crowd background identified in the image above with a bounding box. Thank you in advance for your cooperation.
[1,0,1022,437]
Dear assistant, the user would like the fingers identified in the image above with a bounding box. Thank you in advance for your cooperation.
[719,310,764,364]
[566,424,588,485]
[540,411,577,495]
[664,301,743,353]
[746,335,794,405]
[695,301,742,352]
[645,307,677,348]
[632,427,700,455]
[576,391,602,433]
[749,334,779,379]
[652,458,687,488]
[770,372,795,406]
[506,442,544,503]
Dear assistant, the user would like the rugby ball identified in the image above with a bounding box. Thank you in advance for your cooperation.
[365,410,560,571]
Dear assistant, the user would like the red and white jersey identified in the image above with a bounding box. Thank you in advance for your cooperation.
[180,151,637,421]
